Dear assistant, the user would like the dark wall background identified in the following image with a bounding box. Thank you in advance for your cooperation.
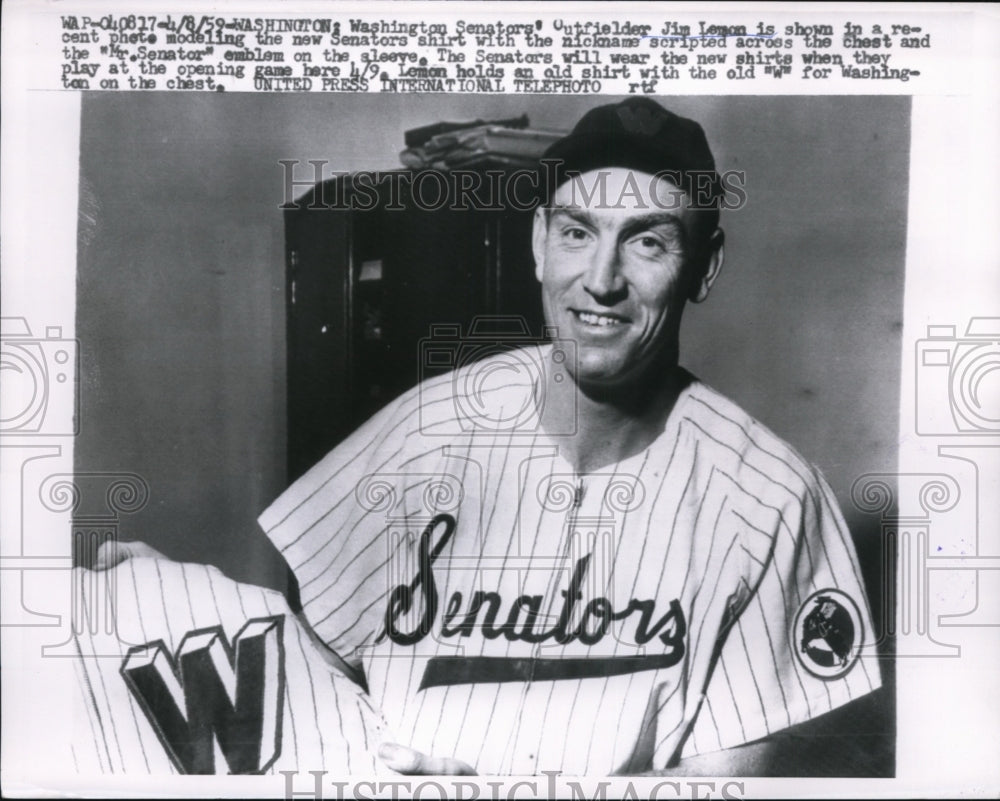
[76,94,908,628]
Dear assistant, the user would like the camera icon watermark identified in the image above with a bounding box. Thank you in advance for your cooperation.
[0,317,79,436]
[915,317,1000,435]
[417,316,577,437]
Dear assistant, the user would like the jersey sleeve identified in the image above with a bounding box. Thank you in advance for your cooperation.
[678,466,881,759]
[258,390,418,663]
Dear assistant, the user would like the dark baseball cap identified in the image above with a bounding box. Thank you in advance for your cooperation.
[541,98,722,210]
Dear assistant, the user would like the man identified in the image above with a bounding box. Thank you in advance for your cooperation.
[96,97,879,776]
[252,97,880,775]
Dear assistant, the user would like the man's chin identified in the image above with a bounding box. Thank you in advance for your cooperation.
[568,355,680,400]
[567,359,626,387]
[571,367,645,399]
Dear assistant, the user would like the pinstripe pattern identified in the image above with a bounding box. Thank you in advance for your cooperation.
[68,558,386,774]
[261,348,880,775]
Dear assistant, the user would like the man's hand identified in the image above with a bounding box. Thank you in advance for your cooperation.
[93,539,167,570]
[378,743,476,775]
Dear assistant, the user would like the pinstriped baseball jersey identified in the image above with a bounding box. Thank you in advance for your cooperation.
[68,557,387,775]
[260,346,880,775]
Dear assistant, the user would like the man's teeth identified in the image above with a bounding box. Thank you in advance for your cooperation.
[578,312,620,327]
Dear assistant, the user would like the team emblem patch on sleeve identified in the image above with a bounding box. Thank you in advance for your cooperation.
[792,589,863,680]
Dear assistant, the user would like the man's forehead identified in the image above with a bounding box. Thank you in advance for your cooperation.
[550,167,693,221]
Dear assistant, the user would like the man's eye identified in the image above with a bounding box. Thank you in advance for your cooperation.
[561,227,591,243]
[627,233,682,258]
[631,235,666,254]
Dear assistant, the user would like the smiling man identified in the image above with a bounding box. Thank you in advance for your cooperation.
[256,98,881,776]
[533,168,723,476]
[92,98,881,777]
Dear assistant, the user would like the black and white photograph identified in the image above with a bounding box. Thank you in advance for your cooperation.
[1,3,998,798]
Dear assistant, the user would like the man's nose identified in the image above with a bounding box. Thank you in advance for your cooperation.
[583,239,626,302]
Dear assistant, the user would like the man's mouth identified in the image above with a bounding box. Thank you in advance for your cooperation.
[574,310,626,328]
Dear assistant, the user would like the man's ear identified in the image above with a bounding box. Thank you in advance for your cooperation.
[690,227,725,303]
[532,206,548,283]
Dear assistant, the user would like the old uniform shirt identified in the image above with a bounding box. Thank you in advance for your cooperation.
[67,558,387,775]
[259,347,880,775]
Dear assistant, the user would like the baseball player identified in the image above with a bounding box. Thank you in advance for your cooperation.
[65,545,388,775]
[92,98,880,776]
[255,98,881,775]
